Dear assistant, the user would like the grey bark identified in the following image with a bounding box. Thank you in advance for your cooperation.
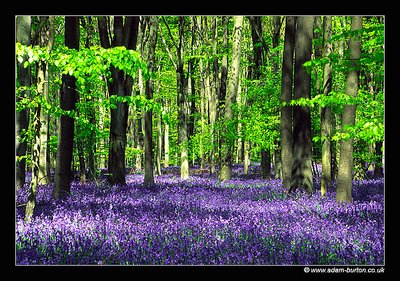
[177,17,190,180]
[289,16,314,194]
[16,16,31,190]
[143,16,158,187]
[219,16,243,181]
[320,16,333,196]
[280,16,296,188]
[336,16,362,203]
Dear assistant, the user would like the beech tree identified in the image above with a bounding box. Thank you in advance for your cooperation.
[219,16,244,181]
[336,16,363,203]
[176,16,190,180]
[98,16,139,185]
[280,16,296,189]
[36,16,54,185]
[143,16,158,187]
[320,16,333,197]
[53,16,80,199]
[289,16,314,194]
[16,16,31,190]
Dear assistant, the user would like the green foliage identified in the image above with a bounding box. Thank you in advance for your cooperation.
[15,16,384,178]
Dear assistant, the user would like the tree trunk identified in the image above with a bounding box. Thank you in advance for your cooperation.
[336,16,362,203]
[289,16,314,194]
[243,140,250,174]
[280,16,296,189]
[199,58,206,169]
[37,16,54,185]
[164,100,170,168]
[216,16,229,175]
[53,16,80,199]
[82,16,97,180]
[98,16,139,185]
[320,16,333,197]
[25,104,41,221]
[143,16,158,187]
[177,16,190,180]
[16,16,31,190]
[219,16,243,181]
[374,141,383,178]
[249,16,271,179]
[156,109,162,175]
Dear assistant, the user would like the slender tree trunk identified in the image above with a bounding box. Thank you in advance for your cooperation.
[37,60,50,185]
[243,140,250,174]
[37,16,54,185]
[53,16,80,199]
[156,109,162,175]
[143,16,158,187]
[336,16,362,203]
[176,17,190,180]
[219,16,243,181]
[374,141,383,178]
[199,59,206,169]
[25,104,41,221]
[16,16,31,190]
[80,16,97,179]
[320,16,333,197]
[289,16,314,194]
[164,100,170,168]
[280,16,296,189]
[216,16,229,174]
[210,17,219,171]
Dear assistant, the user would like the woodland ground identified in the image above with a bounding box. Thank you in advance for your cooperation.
[15,164,384,265]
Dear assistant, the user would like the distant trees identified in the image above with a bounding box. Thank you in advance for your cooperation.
[15,16,383,216]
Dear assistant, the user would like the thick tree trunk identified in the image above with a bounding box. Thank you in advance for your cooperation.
[289,16,314,194]
[249,16,271,179]
[108,67,128,185]
[143,16,158,187]
[98,16,139,185]
[336,16,362,203]
[16,16,31,190]
[280,16,296,189]
[320,16,333,197]
[53,16,80,199]
[219,16,243,181]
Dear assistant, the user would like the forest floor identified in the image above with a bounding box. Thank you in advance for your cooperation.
[15,164,384,265]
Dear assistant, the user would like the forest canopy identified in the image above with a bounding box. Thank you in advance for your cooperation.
[16,15,384,211]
